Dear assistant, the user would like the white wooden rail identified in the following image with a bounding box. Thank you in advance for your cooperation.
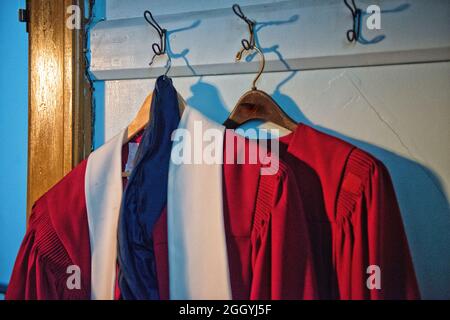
[90,0,450,80]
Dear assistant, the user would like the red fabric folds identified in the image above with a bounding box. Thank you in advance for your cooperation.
[6,160,91,300]
[6,123,420,300]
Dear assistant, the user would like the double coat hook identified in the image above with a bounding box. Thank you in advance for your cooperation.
[344,0,361,42]
[232,4,256,51]
[232,4,265,90]
[144,10,172,76]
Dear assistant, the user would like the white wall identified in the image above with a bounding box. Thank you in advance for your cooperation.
[90,0,450,299]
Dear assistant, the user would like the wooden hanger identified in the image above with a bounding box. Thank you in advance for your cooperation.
[124,90,186,145]
[223,46,297,131]
[223,89,297,132]
[121,91,185,177]
[223,5,297,132]
[124,93,153,144]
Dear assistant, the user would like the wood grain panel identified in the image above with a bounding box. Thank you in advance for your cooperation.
[27,0,92,218]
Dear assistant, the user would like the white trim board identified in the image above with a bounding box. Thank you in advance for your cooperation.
[90,0,450,80]
[91,47,450,80]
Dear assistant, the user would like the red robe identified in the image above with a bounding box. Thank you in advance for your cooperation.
[6,160,91,299]
[279,124,420,299]
[157,131,318,300]
[154,124,420,300]
[6,120,420,300]
[6,129,317,300]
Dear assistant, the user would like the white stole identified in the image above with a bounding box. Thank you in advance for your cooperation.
[168,106,232,299]
[85,128,127,300]
[84,104,232,300]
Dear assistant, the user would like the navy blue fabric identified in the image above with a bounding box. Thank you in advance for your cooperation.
[117,76,180,300]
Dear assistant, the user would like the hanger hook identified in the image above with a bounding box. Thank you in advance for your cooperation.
[236,46,265,91]
[343,0,361,42]
[144,10,171,76]
[164,54,172,77]
[232,4,264,90]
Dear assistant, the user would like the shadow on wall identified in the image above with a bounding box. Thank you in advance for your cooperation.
[166,19,201,75]
[244,14,299,64]
[355,2,411,45]
[179,11,450,299]
[163,18,232,122]
[188,77,230,123]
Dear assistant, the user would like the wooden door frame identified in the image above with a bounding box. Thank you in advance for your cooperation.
[27,0,92,218]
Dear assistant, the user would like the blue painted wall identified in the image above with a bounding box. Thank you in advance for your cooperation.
[0,0,29,298]
[90,0,106,149]
[0,0,105,298]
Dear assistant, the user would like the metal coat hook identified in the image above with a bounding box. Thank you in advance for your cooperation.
[144,10,172,76]
[232,4,256,51]
[344,0,362,42]
[232,4,265,90]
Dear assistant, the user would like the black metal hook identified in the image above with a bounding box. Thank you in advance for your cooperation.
[232,4,265,90]
[144,10,167,64]
[232,4,256,51]
[344,0,361,42]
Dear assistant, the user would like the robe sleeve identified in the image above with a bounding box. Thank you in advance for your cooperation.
[335,149,420,299]
[6,199,89,300]
[366,160,420,299]
[5,220,39,300]
[249,163,318,300]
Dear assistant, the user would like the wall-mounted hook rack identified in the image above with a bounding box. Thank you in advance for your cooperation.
[90,1,450,81]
